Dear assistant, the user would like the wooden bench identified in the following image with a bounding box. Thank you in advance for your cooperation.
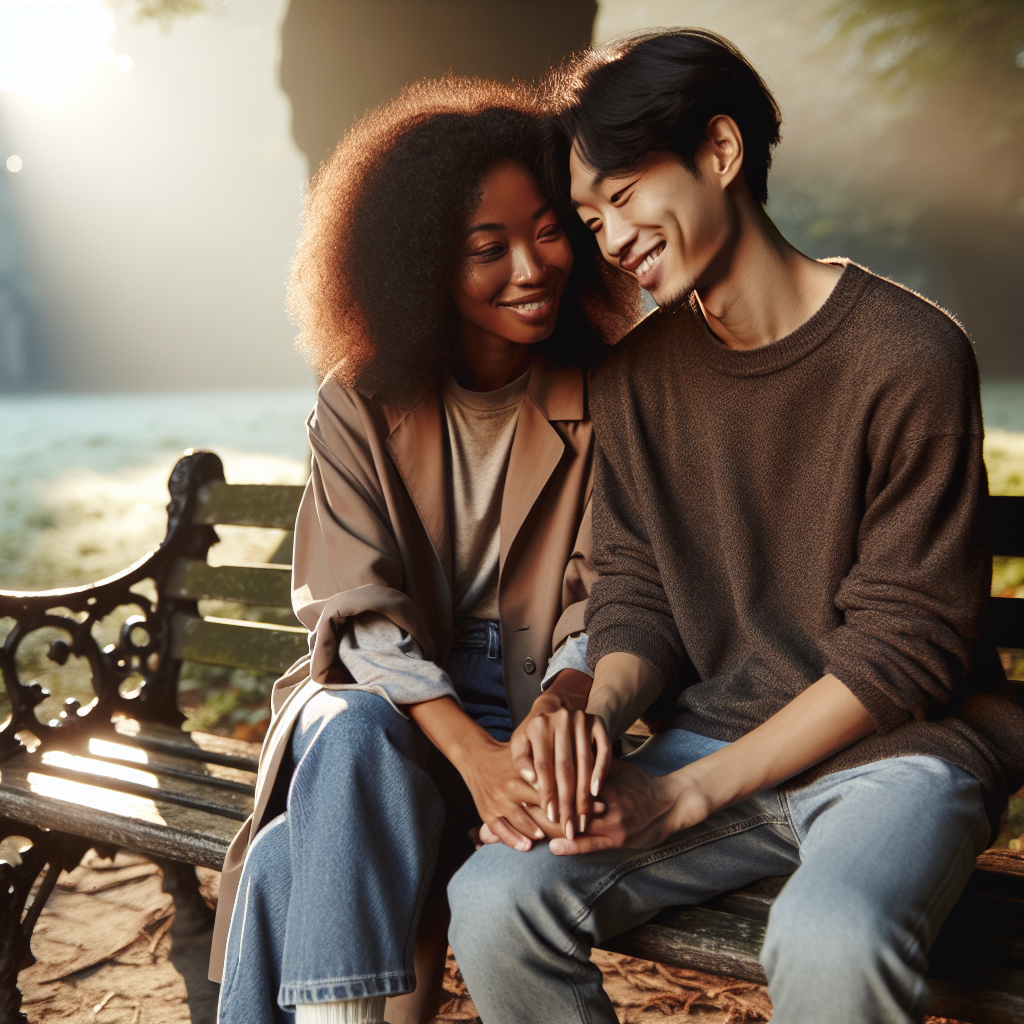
[0,451,1020,1023]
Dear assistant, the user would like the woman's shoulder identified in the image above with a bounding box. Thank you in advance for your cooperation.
[310,376,409,456]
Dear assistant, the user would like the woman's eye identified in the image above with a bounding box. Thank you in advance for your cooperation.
[539,225,563,240]
[473,245,505,260]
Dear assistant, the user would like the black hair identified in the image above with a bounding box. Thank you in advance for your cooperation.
[547,29,782,205]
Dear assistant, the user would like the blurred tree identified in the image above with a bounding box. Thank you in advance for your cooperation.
[833,0,1024,91]
[109,0,207,29]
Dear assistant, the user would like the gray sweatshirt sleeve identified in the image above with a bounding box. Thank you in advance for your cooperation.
[324,611,461,716]
[539,632,593,691]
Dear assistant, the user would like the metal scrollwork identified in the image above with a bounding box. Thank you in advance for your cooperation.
[0,450,225,762]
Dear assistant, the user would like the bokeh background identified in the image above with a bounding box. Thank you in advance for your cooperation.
[1,0,1022,743]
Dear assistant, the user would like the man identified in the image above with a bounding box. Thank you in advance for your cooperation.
[447,29,1023,1024]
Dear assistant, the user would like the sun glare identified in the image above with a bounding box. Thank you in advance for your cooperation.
[0,0,118,100]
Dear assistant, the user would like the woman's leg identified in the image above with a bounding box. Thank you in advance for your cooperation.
[219,688,454,1022]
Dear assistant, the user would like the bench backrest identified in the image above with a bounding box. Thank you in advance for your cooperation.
[0,452,1021,760]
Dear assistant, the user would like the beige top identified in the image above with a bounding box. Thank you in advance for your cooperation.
[443,369,530,620]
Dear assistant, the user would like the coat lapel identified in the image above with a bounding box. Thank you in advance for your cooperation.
[499,360,583,571]
[384,392,452,588]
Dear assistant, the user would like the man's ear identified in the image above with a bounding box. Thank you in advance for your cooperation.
[702,115,744,191]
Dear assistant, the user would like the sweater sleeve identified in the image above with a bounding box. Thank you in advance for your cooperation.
[325,611,459,715]
[820,426,991,733]
[584,440,687,683]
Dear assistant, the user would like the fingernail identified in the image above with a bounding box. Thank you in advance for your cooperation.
[591,776,600,797]
[566,819,574,841]
[547,801,556,823]
[521,768,537,784]
[535,829,544,840]
[579,814,586,834]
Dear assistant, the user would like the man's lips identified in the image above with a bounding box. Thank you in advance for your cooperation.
[622,242,666,284]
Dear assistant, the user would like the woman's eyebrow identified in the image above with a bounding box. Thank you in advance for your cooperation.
[532,202,553,220]
[466,222,504,235]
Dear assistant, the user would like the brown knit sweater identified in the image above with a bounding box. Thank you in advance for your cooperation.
[586,261,1023,835]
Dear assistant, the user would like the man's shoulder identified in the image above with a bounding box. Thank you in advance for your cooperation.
[846,263,975,376]
[593,304,698,404]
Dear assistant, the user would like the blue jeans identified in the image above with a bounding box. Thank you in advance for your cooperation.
[448,730,989,1024]
[217,656,493,1021]
[449,618,512,741]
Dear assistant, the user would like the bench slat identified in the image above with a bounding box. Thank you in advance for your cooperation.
[0,763,238,870]
[166,558,295,610]
[171,612,308,676]
[194,481,305,529]
[115,721,260,773]
[25,754,252,822]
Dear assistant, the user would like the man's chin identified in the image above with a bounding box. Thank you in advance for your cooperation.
[652,281,694,313]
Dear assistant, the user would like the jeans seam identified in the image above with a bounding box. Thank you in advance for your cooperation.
[776,789,801,848]
[571,811,787,930]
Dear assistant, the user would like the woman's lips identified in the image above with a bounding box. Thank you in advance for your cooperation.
[501,293,555,324]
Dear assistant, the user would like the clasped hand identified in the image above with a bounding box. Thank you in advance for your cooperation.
[471,673,612,851]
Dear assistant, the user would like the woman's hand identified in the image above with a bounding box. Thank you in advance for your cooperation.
[456,736,565,851]
[406,696,561,852]
[509,669,612,839]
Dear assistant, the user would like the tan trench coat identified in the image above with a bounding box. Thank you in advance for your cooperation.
[209,357,596,980]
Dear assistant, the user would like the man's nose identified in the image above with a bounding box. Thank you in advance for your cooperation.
[604,210,637,263]
[510,242,546,284]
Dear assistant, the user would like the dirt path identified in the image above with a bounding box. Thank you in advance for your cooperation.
[19,852,966,1024]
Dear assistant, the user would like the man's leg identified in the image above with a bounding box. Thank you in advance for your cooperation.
[448,730,800,1024]
[763,755,989,1024]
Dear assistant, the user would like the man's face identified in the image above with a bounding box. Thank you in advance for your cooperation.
[569,146,732,310]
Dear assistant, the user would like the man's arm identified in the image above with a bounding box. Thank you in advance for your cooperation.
[552,660,874,854]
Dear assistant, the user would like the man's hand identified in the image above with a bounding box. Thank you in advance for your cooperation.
[509,669,611,839]
[548,760,710,854]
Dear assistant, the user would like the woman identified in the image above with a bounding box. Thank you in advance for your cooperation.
[211,76,640,1024]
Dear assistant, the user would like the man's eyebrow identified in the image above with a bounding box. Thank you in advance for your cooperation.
[532,202,553,220]
[466,222,504,235]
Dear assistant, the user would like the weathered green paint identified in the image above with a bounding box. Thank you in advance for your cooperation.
[170,613,308,675]
[167,558,294,608]
[193,481,305,529]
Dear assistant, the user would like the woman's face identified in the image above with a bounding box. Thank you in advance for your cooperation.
[453,160,573,348]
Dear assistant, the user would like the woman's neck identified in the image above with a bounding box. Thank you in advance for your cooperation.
[452,322,535,392]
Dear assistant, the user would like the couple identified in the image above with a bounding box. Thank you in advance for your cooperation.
[212,29,1022,1024]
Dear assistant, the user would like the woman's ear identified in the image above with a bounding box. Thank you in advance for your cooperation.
[703,115,744,191]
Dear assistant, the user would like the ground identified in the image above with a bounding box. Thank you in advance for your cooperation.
[18,851,970,1024]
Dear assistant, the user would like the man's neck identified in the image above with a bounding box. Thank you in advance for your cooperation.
[694,192,843,351]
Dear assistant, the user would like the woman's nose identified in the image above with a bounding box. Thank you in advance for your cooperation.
[509,242,546,285]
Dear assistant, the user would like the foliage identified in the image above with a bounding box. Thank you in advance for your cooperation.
[831,0,1024,87]
[108,0,208,30]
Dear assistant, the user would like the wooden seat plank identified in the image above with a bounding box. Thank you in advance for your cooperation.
[0,764,237,870]
[170,612,308,676]
[194,481,304,529]
[114,720,260,773]
[166,558,295,610]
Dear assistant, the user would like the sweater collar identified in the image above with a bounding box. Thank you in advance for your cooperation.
[689,261,872,377]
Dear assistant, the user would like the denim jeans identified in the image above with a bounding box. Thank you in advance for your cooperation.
[448,617,512,741]
[448,729,990,1024]
[217,650,491,1022]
